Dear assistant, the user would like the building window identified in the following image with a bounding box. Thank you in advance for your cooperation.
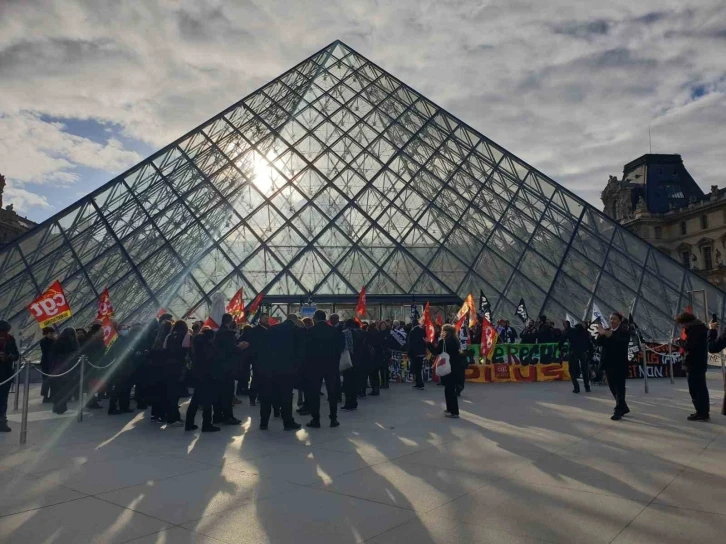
[654,226,662,240]
[701,215,708,230]
[681,250,690,268]
[704,246,713,270]
[680,221,687,235]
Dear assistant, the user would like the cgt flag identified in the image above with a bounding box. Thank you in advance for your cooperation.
[96,287,114,320]
[422,301,435,343]
[27,280,72,329]
[100,316,118,350]
[226,288,246,323]
[591,303,608,328]
[355,287,366,319]
[480,316,499,361]
[479,290,492,322]
[515,298,529,324]
[436,313,444,327]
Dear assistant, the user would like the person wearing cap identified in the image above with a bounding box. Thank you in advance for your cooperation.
[0,320,20,432]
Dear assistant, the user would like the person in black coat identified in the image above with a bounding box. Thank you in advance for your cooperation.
[520,320,538,344]
[39,326,56,403]
[212,325,244,425]
[429,324,462,418]
[49,327,81,415]
[595,313,631,420]
[185,328,220,432]
[303,310,344,428]
[148,320,171,421]
[107,324,137,415]
[163,321,190,424]
[258,315,303,430]
[0,320,21,432]
[561,322,592,394]
[408,319,427,390]
[247,314,271,407]
[676,312,710,421]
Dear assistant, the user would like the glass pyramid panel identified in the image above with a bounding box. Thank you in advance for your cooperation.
[3,39,724,357]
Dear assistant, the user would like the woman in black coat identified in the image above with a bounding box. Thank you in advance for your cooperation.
[677,312,710,421]
[163,320,190,424]
[429,324,463,418]
[50,328,80,415]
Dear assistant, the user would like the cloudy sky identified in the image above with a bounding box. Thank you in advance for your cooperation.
[1,0,724,223]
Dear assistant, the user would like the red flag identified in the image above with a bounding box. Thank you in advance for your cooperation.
[96,287,114,320]
[685,305,693,314]
[268,317,279,326]
[156,308,169,319]
[27,280,72,329]
[454,313,467,334]
[354,316,363,327]
[464,293,477,328]
[226,288,246,323]
[355,287,367,318]
[203,316,219,330]
[100,316,118,350]
[422,302,435,343]
[480,316,499,361]
[436,313,443,327]
[244,293,264,323]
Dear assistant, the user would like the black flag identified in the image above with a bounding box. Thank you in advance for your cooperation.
[479,290,492,322]
[515,298,529,324]
[410,303,419,321]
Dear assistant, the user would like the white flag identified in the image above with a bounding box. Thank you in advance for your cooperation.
[565,313,578,327]
[591,303,608,328]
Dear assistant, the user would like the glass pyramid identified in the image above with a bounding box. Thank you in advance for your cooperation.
[1,40,723,355]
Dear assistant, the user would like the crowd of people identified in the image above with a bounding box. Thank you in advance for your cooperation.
[0,307,721,434]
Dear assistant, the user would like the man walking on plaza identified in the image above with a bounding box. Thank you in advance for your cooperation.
[259,314,303,430]
[304,310,344,428]
[562,321,592,394]
[675,312,710,421]
[595,312,630,420]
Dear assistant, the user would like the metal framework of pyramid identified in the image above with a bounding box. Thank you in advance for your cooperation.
[1,40,724,354]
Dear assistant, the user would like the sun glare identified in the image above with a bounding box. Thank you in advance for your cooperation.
[251,152,275,195]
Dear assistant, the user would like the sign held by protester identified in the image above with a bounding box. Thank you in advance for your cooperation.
[27,280,72,328]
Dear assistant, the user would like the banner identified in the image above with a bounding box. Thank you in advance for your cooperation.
[464,343,571,383]
[226,288,245,322]
[101,316,118,350]
[96,287,114,320]
[626,341,686,379]
[356,287,366,318]
[27,280,72,328]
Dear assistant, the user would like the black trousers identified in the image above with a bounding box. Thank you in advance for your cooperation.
[410,355,425,388]
[342,368,358,408]
[186,383,213,428]
[569,351,590,391]
[442,374,459,415]
[108,375,131,412]
[605,368,628,415]
[379,357,389,388]
[368,366,380,393]
[307,371,339,421]
[237,362,250,395]
[214,379,235,422]
[150,382,166,419]
[687,369,710,415]
[249,367,259,403]
[52,375,75,413]
[0,381,11,423]
[259,376,294,425]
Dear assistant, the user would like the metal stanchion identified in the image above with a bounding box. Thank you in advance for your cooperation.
[13,360,20,411]
[641,343,649,394]
[19,360,30,445]
[77,356,85,423]
[668,344,675,384]
[721,352,726,417]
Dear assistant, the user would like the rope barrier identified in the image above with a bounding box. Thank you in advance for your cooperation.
[0,363,26,386]
[31,359,82,378]
[84,358,117,370]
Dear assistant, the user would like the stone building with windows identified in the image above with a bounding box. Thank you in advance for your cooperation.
[602,154,726,288]
[0,175,36,248]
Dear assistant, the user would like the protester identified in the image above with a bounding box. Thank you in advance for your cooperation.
[429,324,462,418]
[520,319,538,344]
[595,312,631,420]
[39,326,56,403]
[247,313,271,407]
[303,310,344,428]
[0,320,20,432]
[377,321,390,389]
[259,314,303,430]
[106,324,136,414]
[341,320,359,411]
[366,322,383,396]
[148,320,172,422]
[50,327,81,415]
[408,318,427,390]
[675,312,710,421]
[561,321,592,394]
[163,320,190,425]
[186,328,220,432]
[212,320,244,425]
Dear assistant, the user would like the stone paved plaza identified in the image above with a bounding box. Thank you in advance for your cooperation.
[1,375,725,543]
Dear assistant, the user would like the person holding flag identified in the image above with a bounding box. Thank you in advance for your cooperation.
[595,311,631,420]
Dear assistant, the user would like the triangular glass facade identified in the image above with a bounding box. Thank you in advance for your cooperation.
[1,40,724,353]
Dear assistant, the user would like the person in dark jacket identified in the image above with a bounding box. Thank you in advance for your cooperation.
[595,313,631,420]
[520,320,538,344]
[341,321,359,411]
[148,320,172,421]
[163,321,190,424]
[429,324,462,418]
[258,314,303,430]
[247,314,270,407]
[366,323,383,396]
[561,322,592,394]
[39,326,56,403]
[186,328,220,432]
[107,324,136,415]
[50,327,81,415]
[408,319,427,390]
[0,320,21,432]
[212,325,244,425]
[303,310,344,428]
[676,312,710,421]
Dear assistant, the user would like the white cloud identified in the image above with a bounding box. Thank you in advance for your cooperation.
[3,183,50,214]
[0,0,724,217]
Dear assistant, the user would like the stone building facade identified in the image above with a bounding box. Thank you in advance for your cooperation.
[602,154,726,289]
[0,175,36,248]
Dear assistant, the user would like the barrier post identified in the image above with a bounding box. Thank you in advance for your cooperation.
[19,360,30,445]
[77,356,85,423]
[721,352,726,416]
[641,343,649,394]
[668,344,674,384]
[12,359,20,411]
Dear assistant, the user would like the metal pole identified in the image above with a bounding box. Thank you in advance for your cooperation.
[13,359,20,411]
[721,351,726,416]
[77,356,85,423]
[19,360,30,445]
[668,343,675,384]
[641,343,649,394]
